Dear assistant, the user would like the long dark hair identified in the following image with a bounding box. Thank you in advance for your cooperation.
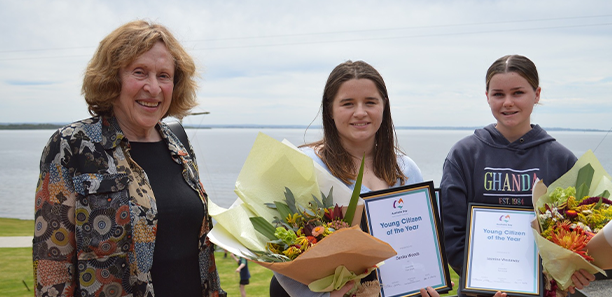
[303,60,406,186]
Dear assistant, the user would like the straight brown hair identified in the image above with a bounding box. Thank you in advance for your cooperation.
[303,60,407,186]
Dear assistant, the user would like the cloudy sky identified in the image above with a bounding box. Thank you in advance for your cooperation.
[1,0,611,130]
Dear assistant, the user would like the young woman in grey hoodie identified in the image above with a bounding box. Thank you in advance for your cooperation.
[441,54,594,296]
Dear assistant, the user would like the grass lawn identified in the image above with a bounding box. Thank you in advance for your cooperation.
[215,251,274,296]
[0,218,34,236]
[0,218,458,296]
[0,248,34,297]
[0,248,275,297]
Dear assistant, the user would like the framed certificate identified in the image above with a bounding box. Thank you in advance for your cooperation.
[434,188,441,220]
[362,181,452,297]
[462,203,543,297]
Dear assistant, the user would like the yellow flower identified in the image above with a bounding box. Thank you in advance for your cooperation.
[295,236,311,251]
[286,213,303,227]
[559,195,578,210]
[267,242,282,254]
[283,246,302,260]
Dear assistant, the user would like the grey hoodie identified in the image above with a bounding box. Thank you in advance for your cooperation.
[440,124,576,276]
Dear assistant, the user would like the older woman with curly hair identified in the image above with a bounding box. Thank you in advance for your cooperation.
[33,20,225,297]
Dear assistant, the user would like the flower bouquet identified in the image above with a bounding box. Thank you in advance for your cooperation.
[532,150,612,296]
[207,133,396,293]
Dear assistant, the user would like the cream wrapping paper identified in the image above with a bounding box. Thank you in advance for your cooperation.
[531,150,611,290]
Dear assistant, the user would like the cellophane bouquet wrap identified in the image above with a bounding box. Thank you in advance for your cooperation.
[532,150,612,296]
[207,133,396,293]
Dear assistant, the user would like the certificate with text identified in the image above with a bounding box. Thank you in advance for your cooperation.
[362,181,451,297]
[462,203,542,297]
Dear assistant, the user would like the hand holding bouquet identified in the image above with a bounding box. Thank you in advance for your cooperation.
[532,150,612,296]
[207,133,396,293]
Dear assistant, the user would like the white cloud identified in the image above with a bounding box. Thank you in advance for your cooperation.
[1,0,611,130]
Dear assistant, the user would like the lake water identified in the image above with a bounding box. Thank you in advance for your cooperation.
[1,128,610,220]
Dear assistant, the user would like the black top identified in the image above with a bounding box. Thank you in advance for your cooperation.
[130,141,204,296]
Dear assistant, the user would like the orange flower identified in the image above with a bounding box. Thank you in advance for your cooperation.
[312,225,325,237]
[550,222,593,262]
[564,209,578,218]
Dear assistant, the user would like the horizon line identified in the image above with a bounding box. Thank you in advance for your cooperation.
[0,122,609,132]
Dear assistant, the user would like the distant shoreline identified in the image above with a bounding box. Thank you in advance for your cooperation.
[0,123,608,133]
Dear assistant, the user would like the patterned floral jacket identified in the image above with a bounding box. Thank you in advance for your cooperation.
[33,116,223,297]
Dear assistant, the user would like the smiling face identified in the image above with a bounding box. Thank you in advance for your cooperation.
[113,41,175,141]
[486,72,541,142]
[331,78,384,149]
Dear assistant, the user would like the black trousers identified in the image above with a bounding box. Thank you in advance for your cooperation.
[269,275,291,297]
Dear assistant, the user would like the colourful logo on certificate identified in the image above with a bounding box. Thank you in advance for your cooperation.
[499,214,510,223]
[393,198,404,209]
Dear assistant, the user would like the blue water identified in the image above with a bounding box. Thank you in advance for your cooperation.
[1,128,610,220]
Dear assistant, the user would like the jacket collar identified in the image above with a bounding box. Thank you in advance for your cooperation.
[100,115,127,150]
[100,115,187,162]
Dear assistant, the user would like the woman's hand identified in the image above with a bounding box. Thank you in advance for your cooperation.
[330,281,355,297]
[418,286,439,296]
[567,269,596,294]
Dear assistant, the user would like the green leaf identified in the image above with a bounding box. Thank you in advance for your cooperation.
[284,187,299,213]
[576,164,594,200]
[279,221,295,231]
[249,216,277,240]
[252,251,291,262]
[595,197,603,210]
[576,184,589,202]
[264,202,277,209]
[344,154,365,225]
[303,208,315,217]
[323,187,334,208]
[598,190,610,199]
[311,194,324,208]
[274,201,293,224]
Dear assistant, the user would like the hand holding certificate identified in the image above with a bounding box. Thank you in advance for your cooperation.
[362,181,452,297]
[462,204,542,297]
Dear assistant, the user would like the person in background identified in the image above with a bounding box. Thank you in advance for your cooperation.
[232,254,251,297]
[441,54,594,297]
[33,20,224,296]
[270,60,504,297]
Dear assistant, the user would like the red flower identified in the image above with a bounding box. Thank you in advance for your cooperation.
[324,204,344,222]
[303,224,315,237]
[577,196,612,206]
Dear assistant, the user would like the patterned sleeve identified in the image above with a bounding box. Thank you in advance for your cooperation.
[193,160,224,295]
[33,130,78,296]
[202,204,224,296]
